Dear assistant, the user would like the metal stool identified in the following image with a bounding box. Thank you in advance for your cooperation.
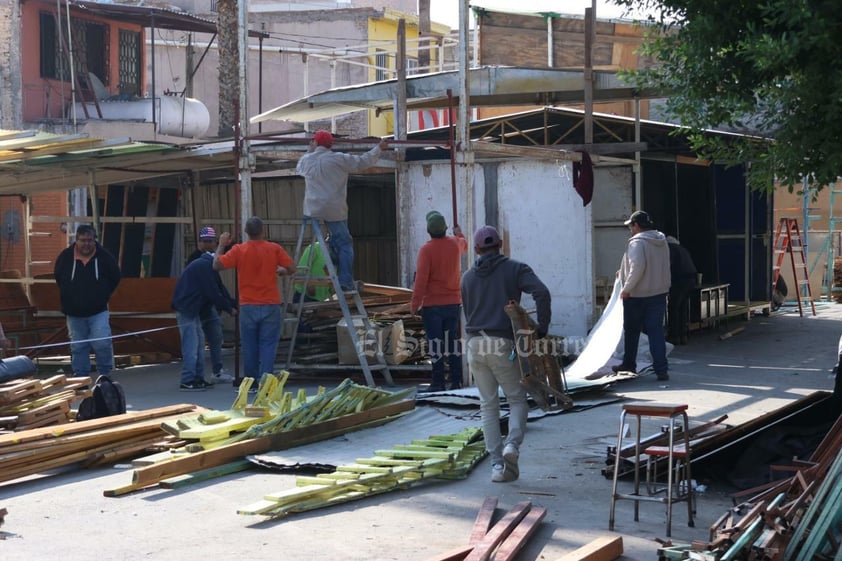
[608,402,695,537]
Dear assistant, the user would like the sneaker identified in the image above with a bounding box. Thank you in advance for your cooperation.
[210,370,234,383]
[447,382,463,390]
[656,371,670,381]
[611,363,637,374]
[417,384,446,393]
[341,280,365,294]
[491,463,507,483]
[491,462,517,483]
[503,444,520,480]
[179,380,210,391]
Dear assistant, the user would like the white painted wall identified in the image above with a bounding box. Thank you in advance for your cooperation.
[398,158,594,337]
[591,165,635,281]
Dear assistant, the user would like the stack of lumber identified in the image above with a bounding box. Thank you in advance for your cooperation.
[105,374,417,496]
[662,410,842,560]
[280,283,427,365]
[0,404,201,486]
[0,375,92,431]
[425,498,622,561]
[238,426,486,519]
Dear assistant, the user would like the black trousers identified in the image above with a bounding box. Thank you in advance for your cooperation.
[668,278,696,342]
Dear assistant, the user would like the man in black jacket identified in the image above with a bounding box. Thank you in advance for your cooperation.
[54,225,122,377]
[667,235,698,345]
[172,253,236,391]
[186,226,232,383]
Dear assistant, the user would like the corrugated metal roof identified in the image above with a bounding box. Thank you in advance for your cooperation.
[251,66,659,124]
[70,0,269,38]
[0,130,242,195]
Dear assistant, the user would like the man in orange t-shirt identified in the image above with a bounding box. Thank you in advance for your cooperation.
[411,211,467,391]
[213,216,295,385]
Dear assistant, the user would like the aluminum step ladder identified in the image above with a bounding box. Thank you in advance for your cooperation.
[282,217,393,387]
[772,217,816,317]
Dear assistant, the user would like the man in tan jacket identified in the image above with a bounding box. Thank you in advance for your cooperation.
[613,211,672,380]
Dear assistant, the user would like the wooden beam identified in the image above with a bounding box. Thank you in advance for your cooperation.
[125,399,415,491]
[554,536,623,561]
[470,141,583,162]
[463,501,532,561]
[493,506,547,561]
[555,142,647,154]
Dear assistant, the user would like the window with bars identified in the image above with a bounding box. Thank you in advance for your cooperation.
[375,50,388,81]
[407,58,419,75]
[39,12,109,87]
[118,29,142,96]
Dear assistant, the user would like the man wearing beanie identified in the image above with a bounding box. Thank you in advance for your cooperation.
[461,225,551,483]
[296,130,389,293]
[411,211,468,392]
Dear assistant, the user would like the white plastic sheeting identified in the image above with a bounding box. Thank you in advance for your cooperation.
[565,277,672,380]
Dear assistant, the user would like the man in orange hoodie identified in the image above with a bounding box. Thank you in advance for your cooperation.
[411,211,468,391]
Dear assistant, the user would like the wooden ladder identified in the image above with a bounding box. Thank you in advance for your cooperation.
[772,217,816,317]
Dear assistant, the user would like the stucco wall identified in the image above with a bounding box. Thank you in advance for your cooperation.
[399,158,594,337]
[0,0,21,129]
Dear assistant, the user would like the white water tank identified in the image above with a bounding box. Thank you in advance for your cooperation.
[73,95,210,138]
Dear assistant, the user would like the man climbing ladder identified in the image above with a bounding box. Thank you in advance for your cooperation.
[296,131,389,292]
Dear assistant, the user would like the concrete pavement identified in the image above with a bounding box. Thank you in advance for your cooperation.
[1,301,839,560]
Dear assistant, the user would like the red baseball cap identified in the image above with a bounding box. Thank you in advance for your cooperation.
[313,130,334,148]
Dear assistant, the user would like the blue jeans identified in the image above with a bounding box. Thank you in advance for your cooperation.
[239,304,281,379]
[200,306,224,374]
[324,219,354,290]
[66,310,114,376]
[422,304,463,388]
[177,311,205,384]
[622,293,668,374]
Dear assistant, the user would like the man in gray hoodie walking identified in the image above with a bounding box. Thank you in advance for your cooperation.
[613,211,672,380]
[461,225,551,483]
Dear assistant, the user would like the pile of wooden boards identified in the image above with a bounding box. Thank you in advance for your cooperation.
[659,408,842,560]
[105,375,417,496]
[279,284,426,366]
[426,497,624,561]
[0,404,200,486]
[238,426,486,519]
[0,374,92,431]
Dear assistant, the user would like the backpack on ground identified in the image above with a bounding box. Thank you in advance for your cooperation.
[76,375,127,421]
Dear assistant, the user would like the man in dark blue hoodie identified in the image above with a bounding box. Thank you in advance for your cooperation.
[172,253,236,391]
[461,225,551,483]
[54,225,121,378]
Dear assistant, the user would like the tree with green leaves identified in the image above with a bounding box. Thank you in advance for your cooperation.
[613,0,842,193]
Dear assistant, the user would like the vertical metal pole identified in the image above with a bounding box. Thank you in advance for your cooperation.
[634,97,642,210]
[63,0,77,128]
[238,0,252,227]
[258,36,263,134]
[547,15,553,67]
[330,60,337,133]
[151,14,157,131]
[458,0,473,388]
[584,7,594,145]
[395,19,407,141]
[23,195,32,301]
